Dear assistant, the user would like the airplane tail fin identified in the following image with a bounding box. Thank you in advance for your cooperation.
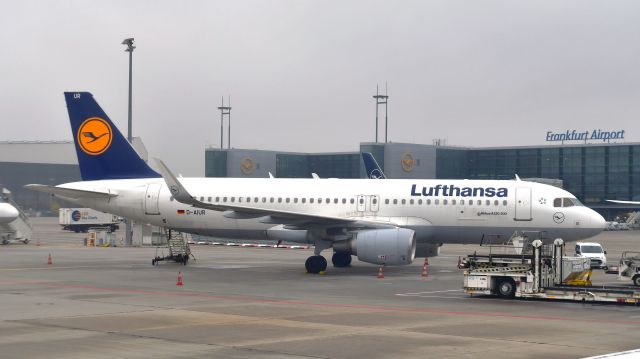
[362,152,386,179]
[64,92,159,180]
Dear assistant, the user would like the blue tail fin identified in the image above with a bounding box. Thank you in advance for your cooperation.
[362,152,386,179]
[64,92,160,180]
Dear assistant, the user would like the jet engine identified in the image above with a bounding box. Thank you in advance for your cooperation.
[414,242,442,258]
[334,228,416,265]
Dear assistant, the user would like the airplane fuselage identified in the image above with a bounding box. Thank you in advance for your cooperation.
[58,178,605,244]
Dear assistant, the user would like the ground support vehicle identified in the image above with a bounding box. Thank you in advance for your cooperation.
[59,208,119,233]
[462,238,640,304]
[619,252,640,287]
[152,228,193,265]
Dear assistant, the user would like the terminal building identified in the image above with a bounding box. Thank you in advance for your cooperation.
[205,141,640,219]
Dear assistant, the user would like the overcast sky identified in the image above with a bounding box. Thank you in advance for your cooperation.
[2,1,640,176]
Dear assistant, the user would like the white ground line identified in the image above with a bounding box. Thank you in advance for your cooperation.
[396,289,464,296]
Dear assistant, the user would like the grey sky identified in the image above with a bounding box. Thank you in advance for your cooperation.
[1,1,640,176]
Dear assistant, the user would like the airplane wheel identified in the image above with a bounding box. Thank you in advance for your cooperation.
[1,239,8,245]
[22,239,29,244]
[305,255,327,274]
[497,278,516,298]
[332,252,352,267]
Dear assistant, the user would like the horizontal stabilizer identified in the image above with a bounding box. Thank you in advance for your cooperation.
[24,184,117,199]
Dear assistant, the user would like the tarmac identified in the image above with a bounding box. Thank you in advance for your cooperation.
[1,217,639,359]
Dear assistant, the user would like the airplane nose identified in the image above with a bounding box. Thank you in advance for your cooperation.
[0,204,19,223]
[585,209,606,237]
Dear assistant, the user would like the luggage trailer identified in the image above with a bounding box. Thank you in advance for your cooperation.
[462,238,640,304]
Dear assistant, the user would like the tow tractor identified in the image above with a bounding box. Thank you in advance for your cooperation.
[619,252,640,287]
[461,234,640,304]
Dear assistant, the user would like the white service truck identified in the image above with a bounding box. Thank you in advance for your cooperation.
[59,208,119,233]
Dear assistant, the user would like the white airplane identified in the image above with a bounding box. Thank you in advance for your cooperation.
[0,203,19,224]
[27,92,606,273]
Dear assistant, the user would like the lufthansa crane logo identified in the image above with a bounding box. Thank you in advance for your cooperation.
[553,212,565,224]
[240,157,255,175]
[401,152,415,172]
[77,117,112,155]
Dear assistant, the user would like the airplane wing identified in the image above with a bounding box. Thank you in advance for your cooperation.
[24,184,117,200]
[606,200,640,205]
[154,159,394,230]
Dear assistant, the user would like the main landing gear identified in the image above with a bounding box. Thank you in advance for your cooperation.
[332,252,352,268]
[305,255,328,274]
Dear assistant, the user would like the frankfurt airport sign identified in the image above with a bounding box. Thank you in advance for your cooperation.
[546,129,625,143]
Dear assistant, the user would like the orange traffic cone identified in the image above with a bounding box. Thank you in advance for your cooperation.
[47,253,52,265]
[377,266,385,279]
[176,271,183,286]
[421,258,429,277]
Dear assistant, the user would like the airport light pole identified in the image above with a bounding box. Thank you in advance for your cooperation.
[373,84,389,143]
[122,38,135,246]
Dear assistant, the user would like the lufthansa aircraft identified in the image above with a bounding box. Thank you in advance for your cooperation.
[27,92,606,273]
[0,203,19,225]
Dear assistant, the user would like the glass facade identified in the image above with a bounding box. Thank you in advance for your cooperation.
[276,153,361,178]
[437,144,640,206]
[205,150,228,177]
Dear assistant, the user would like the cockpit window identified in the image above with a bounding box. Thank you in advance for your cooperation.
[553,197,584,207]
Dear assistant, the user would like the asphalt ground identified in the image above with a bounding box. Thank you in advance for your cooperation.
[0,218,639,359]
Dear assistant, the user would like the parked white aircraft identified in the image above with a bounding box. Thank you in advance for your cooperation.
[27,92,605,273]
[0,203,19,224]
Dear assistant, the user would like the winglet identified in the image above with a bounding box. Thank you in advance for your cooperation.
[153,158,198,206]
[515,174,521,181]
[311,173,320,179]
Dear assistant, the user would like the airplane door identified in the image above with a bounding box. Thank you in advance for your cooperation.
[514,187,532,221]
[369,195,380,212]
[356,195,366,212]
[145,183,162,215]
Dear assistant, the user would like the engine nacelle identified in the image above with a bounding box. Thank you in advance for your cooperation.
[414,243,442,258]
[342,228,416,265]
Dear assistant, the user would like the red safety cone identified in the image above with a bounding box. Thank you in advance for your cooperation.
[377,266,385,279]
[47,253,52,265]
[421,258,429,277]
[176,271,183,286]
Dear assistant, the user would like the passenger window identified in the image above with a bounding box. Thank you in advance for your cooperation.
[223,197,228,202]
[359,198,364,204]
[207,197,212,202]
[231,197,235,202]
[385,199,390,204]
[246,197,250,202]
[253,197,258,203]
[372,198,378,204]
[216,197,220,202]
[503,200,507,206]
[427,199,431,205]
[418,199,423,205]
[262,197,266,203]
[326,198,330,203]
[342,198,347,204]
[393,199,398,205]
[452,199,456,205]
[277,198,282,203]
[200,196,204,202]
[318,198,322,204]
[294,198,298,203]
[401,199,406,205]
[477,200,481,206]
[443,199,448,205]
[302,198,306,203]
[270,198,274,203]
[350,198,355,204]
[435,199,440,205]
[494,200,499,206]
[334,198,338,204]
[238,197,242,203]
[409,199,414,205]
[310,198,314,204]
[485,200,490,206]
[286,198,290,203]
[460,199,464,205]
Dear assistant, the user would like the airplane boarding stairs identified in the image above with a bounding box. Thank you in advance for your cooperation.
[152,228,194,265]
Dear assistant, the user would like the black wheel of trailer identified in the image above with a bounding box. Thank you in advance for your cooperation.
[496,278,516,298]
[182,255,188,265]
[633,275,640,287]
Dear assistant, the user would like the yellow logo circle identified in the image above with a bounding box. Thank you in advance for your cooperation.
[77,118,113,156]
[240,157,254,175]
[401,152,415,172]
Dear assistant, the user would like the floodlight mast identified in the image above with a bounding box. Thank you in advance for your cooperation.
[122,37,135,246]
